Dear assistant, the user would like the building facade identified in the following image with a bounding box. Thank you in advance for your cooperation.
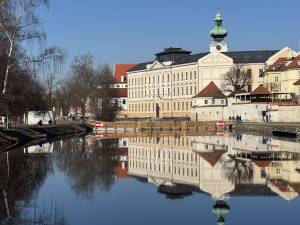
[126,9,295,119]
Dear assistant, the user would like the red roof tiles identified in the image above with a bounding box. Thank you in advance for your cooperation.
[113,88,127,97]
[198,151,226,167]
[250,86,272,95]
[293,79,300,86]
[265,55,300,72]
[193,81,225,98]
[114,64,138,83]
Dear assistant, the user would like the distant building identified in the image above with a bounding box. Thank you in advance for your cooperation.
[126,9,295,119]
[263,54,300,103]
[112,63,138,119]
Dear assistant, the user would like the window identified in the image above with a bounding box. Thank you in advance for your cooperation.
[173,73,175,81]
[276,168,280,174]
[138,78,140,85]
[173,87,175,96]
[221,100,224,104]
[186,86,188,95]
[162,103,164,110]
[194,71,197,79]
[174,102,176,110]
[177,73,179,81]
[185,72,188,80]
[157,75,159,83]
[167,74,170,82]
[153,76,155,83]
[259,68,264,77]
[123,99,126,104]
[162,75,164,82]
[177,87,179,95]
[248,84,252,92]
[182,102,184,110]
[186,102,188,110]
[167,103,169,110]
[190,86,192,95]
[168,88,170,96]
[181,87,184,95]
[190,71,192,79]
[181,72,183,80]
[275,77,278,82]
[212,99,215,104]
[149,76,151,84]
[195,86,197,94]
[178,102,180,110]
[205,100,208,104]
[247,69,252,77]
[145,77,146,84]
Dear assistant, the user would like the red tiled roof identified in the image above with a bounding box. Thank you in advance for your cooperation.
[113,88,127,97]
[114,64,138,83]
[116,161,131,179]
[265,55,300,72]
[193,81,226,98]
[285,55,300,69]
[250,86,272,95]
[293,79,300,86]
[252,159,272,168]
[227,89,248,97]
[265,57,287,72]
[198,151,226,167]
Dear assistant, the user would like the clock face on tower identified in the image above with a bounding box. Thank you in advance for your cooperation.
[216,44,222,51]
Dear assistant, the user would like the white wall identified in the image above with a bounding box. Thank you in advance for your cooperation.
[25,111,55,125]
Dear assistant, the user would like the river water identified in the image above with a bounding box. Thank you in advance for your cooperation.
[1,132,300,225]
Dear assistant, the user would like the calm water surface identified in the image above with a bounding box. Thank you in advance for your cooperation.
[1,132,300,225]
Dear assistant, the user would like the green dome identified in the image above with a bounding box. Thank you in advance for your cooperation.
[210,10,228,39]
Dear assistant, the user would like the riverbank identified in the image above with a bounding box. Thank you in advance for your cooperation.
[232,122,300,137]
[0,123,91,152]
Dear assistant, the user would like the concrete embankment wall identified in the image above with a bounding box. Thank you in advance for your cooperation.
[0,124,90,152]
[233,123,300,136]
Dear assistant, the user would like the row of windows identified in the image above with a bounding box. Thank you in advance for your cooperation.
[204,99,225,104]
[129,137,192,146]
[130,149,198,162]
[129,85,198,99]
[128,71,197,86]
[129,160,198,177]
[129,101,193,112]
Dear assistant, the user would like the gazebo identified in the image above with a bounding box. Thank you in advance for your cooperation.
[250,86,272,102]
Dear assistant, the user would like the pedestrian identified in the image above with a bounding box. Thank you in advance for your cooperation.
[232,116,235,123]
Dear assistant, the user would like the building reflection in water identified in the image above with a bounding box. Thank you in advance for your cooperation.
[127,133,300,224]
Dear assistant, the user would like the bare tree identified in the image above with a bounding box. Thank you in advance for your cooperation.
[65,53,95,123]
[0,0,50,94]
[221,62,252,93]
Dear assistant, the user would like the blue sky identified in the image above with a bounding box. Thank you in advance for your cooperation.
[35,0,300,76]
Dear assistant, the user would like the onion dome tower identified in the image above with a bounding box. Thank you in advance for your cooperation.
[209,7,229,52]
[212,197,230,225]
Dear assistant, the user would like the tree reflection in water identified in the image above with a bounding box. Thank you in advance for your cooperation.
[0,148,68,225]
[54,137,118,200]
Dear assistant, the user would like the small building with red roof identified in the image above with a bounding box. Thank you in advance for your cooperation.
[111,63,138,118]
[191,81,228,121]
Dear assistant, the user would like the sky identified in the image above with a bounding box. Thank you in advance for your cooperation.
[34,0,300,78]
